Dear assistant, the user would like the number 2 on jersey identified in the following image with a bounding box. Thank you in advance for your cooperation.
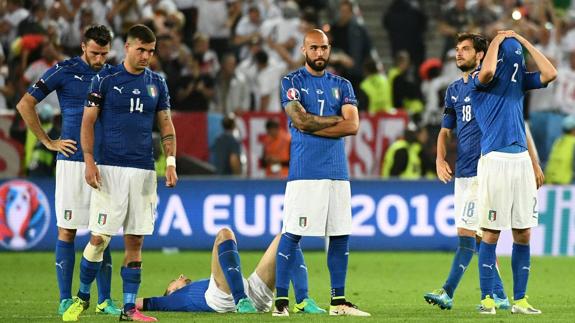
[511,63,518,83]
[462,104,472,122]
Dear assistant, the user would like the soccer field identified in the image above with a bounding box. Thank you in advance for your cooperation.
[0,251,573,322]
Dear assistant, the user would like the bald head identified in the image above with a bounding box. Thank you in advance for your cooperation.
[303,29,329,46]
[302,29,330,73]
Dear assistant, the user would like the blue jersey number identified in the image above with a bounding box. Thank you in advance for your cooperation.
[462,104,472,122]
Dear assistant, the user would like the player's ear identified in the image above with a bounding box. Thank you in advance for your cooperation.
[477,51,485,61]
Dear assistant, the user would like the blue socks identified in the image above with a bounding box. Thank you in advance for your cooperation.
[291,244,309,304]
[96,246,112,304]
[55,240,75,301]
[478,241,497,299]
[121,264,141,312]
[328,235,349,301]
[512,243,530,300]
[443,236,475,298]
[275,233,301,298]
[217,239,247,304]
[78,256,102,301]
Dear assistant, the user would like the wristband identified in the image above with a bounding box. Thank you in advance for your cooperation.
[166,156,176,167]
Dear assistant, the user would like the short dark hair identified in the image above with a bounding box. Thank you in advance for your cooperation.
[456,32,488,55]
[265,119,279,130]
[127,24,156,44]
[254,50,268,65]
[83,25,112,47]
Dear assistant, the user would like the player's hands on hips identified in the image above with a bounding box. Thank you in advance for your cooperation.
[165,166,178,188]
[45,139,77,157]
[85,162,101,189]
[532,162,545,189]
[436,159,453,183]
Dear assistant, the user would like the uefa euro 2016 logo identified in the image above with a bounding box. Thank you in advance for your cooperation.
[0,180,50,250]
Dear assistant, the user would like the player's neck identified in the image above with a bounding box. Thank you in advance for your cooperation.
[305,64,325,77]
[123,61,145,75]
[461,71,471,83]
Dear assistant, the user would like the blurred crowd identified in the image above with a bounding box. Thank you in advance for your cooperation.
[1,0,574,183]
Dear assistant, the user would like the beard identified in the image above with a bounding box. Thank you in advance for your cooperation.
[457,60,476,72]
[306,54,329,72]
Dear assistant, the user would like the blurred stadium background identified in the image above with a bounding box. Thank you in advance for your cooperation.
[0,0,574,321]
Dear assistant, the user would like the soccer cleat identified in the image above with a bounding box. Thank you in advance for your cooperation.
[58,298,74,315]
[424,288,453,310]
[96,299,122,315]
[236,297,257,313]
[119,308,158,321]
[293,298,327,314]
[272,298,289,317]
[329,301,371,316]
[62,296,89,321]
[493,293,511,310]
[511,296,541,314]
[478,296,496,315]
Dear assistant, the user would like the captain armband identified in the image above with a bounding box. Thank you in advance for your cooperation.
[87,92,103,107]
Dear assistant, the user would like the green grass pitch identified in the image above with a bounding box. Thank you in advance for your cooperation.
[0,251,574,322]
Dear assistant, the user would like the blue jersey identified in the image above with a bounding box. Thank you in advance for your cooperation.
[27,56,108,162]
[143,279,214,312]
[280,67,357,181]
[471,38,546,154]
[86,63,170,170]
[442,78,482,177]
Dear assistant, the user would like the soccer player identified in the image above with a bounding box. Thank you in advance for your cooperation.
[15,25,121,316]
[274,29,369,317]
[135,229,321,314]
[473,30,556,314]
[424,33,510,310]
[62,24,178,322]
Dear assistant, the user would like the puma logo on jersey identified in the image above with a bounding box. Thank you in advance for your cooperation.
[301,88,309,94]
[74,75,83,81]
[113,86,123,94]
[451,96,458,102]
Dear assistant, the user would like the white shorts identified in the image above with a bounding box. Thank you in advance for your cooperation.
[477,151,539,230]
[454,176,479,231]
[282,180,352,236]
[55,160,92,229]
[204,272,273,313]
[89,165,157,236]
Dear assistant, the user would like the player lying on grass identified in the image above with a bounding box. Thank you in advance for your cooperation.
[136,228,325,314]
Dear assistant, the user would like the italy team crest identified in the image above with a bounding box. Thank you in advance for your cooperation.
[147,85,158,98]
[488,210,497,222]
[64,210,72,221]
[98,213,107,225]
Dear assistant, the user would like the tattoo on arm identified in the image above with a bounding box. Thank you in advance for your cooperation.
[161,134,174,143]
[285,101,341,132]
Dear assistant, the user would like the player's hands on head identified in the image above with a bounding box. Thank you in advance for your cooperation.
[85,162,101,189]
[532,162,544,189]
[436,159,453,183]
[46,139,77,157]
[165,166,178,188]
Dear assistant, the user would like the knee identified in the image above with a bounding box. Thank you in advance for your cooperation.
[216,228,236,244]
[58,228,77,242]
[513,229,530,244]
[84,233,111,262]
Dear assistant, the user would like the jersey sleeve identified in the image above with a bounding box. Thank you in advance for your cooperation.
[85,73,106,108]
[280,74,301,109]
[27,64,63,102]
[142,293,189,312]
[340,78,358,106]
[442,88,456,129]
[523,71,546,91]
[157,77,171,111]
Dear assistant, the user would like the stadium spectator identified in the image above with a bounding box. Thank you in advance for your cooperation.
[469,0,499,33]
[0,47,13,114]
[194,0,231,57]
[234,5,263,60]
[358,59,392,114]
[261,119,290,178]
[174,53,215,111]
[253,50,285,112]
[0,0,29,49]
[212,114,242,175]
[545,115,575,184]
[192,33,220,77]
[381,124,432,179]
[16,3,47,37]
[26,103,58,177]
[438,0,473,59]
[329,0,372,89]
[382,0,427,76]
[260,0,300,65]
[388,51,424,121]
[213,53,251,114]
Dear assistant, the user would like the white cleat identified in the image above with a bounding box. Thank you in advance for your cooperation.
[329,302,371,316]
[272,301,289,317]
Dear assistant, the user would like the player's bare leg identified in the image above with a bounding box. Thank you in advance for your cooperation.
[119,235,157,322]
[211,228,256,313]
[510,228,540,314]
